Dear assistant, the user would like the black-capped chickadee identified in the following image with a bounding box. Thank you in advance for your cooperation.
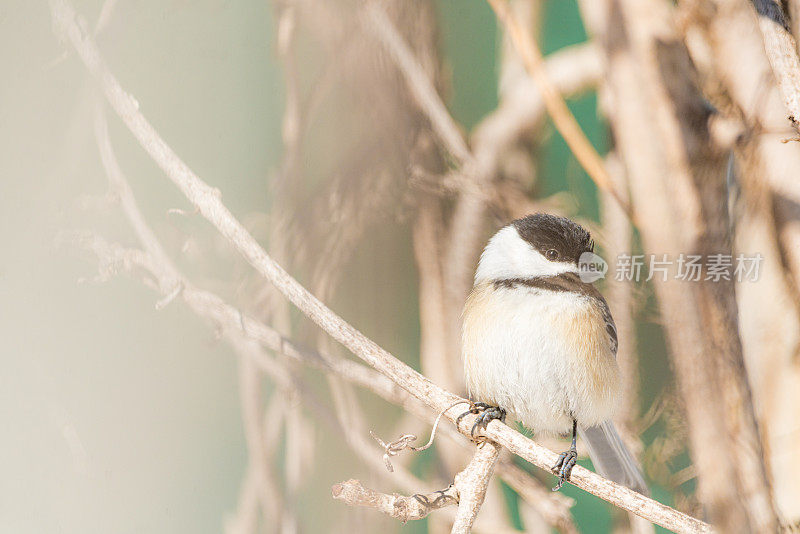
[461,213,647,493]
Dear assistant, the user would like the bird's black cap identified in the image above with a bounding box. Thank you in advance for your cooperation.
[512,213,594,264]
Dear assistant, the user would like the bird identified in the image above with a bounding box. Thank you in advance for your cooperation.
[460,213,648,493]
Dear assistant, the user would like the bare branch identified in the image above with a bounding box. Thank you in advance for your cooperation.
[332,479,458,523]
[682,0,800,524]
[451,442,502,533]
[412,196,462,392]
[485,0,632,216]
[93,104,176,279]
[79,228,576,531]
[51,2,713,530]
[94,84,575,531]
[363,3,470,164]
[470,42,602,178]
[751,0,800,132]
[73,233,523,534]
[599,155,639,435]
[578,0,778,530]
[95,103,286,528]
[332,440,501,533]
[235,340,285,528]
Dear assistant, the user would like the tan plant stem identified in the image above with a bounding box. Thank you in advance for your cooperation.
[577,0,778,530]
[750,0,800,132]
[450,442,502,533]
[486,0,632,216]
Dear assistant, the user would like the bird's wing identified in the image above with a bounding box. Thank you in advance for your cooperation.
[595,294,618,357]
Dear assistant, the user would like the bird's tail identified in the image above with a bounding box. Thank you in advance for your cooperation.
[579,420,649,495]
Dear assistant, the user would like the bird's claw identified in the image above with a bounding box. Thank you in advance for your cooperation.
[413,485,456,508]
[551,448,578,491]
[456,401,506,440]
[455,401,486,427]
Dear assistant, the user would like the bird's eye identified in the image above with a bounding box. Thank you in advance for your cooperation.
[545,249,559,260]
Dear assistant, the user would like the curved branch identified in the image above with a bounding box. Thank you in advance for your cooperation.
[51,2,712,531]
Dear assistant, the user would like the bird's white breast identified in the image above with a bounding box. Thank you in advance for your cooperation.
[462,282,620,435]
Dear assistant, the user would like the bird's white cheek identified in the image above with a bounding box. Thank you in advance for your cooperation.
[474,226,577,283]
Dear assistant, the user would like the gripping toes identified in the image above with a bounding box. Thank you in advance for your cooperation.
[456,402,506,439]
[551,449,578,491]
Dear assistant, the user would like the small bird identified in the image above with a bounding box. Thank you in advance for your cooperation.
[461,213,647,493]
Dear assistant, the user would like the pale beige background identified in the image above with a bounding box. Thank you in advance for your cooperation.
[1,1,284,531]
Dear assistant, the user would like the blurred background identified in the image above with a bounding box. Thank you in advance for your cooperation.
[2,0,800,532]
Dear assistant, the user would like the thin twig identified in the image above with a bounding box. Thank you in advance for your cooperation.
[332,479,458,523]
[369,400,469,472]
[451,441,502,533]
[363,3,471,164]
[333,440,501,533]
[236,339,283,527]
[485,0,632,217]
[96,101,289,530]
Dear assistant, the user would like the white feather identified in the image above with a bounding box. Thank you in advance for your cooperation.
[463,284,618,434]
[474,225,576,284]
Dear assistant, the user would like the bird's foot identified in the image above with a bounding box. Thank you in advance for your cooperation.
[412,484,456,508]
[456,401,506,439]
[551,447,578,491]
